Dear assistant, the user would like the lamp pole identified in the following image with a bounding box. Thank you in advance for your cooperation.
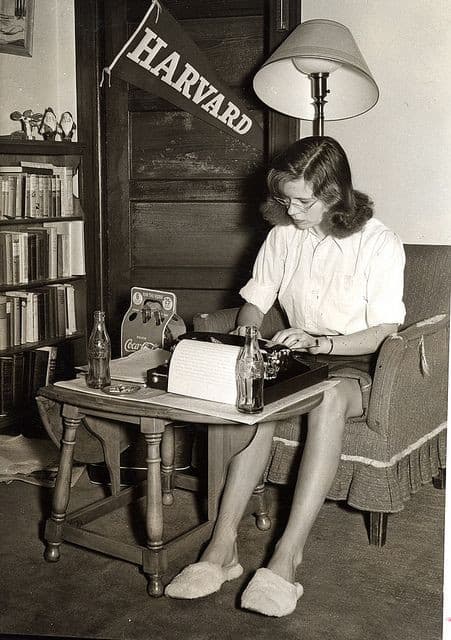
[310,73,329,136]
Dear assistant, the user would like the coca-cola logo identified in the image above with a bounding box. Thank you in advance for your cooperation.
[124,339,157,353]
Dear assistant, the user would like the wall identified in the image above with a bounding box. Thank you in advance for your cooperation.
[0,0,77,140]
[301,0,451,245]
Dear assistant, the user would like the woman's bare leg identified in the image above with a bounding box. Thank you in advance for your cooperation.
[200,420,277,567]
[266,378,362,582]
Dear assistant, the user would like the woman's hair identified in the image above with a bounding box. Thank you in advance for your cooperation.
[261,136,373,238]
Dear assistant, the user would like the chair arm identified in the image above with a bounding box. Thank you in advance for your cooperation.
[193,305,288,338]
[193,308,240,334]
[366,314,449,453]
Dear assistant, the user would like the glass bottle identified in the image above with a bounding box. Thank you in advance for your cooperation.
[86,310,111,389]
[236,325,265,413]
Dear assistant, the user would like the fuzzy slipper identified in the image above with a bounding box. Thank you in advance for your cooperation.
[241,568,304,617]
[165,560,244,599]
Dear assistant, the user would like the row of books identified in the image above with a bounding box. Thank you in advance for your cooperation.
[0,284,77,350]
[0,221,85,285]
[0,346,57,416]
[0,162,74,220]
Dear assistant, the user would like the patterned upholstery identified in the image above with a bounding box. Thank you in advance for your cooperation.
[193,245,450,514]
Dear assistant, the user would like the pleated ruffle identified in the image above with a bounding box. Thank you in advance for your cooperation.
[265,427,446,513]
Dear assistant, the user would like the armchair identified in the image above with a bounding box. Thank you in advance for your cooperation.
[193,244,450,546]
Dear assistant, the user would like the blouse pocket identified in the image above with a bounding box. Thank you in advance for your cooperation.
[327,273,367,314]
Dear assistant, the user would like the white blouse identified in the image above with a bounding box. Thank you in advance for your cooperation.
[239,218,406,336]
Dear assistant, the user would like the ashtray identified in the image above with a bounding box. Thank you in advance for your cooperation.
[101,383,142,395]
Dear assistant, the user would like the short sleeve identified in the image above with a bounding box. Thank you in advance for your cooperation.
[239,226,287,314]
[366,230,406,326]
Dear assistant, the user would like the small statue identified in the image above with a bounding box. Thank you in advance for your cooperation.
[10,109,43,140]
[58,111,77,141]
[39,107,58,141]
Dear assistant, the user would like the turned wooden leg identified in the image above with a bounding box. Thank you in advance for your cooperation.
[44,404,83,562]
[368,511,388,547]
[433,468,446,490]
[252,479,271,531]
[141,418,167,597]
[161,423,175,506]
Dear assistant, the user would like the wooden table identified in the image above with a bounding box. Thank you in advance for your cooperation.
[37,380,335,596]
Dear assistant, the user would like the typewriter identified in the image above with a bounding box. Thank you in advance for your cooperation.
[146,331,328,403]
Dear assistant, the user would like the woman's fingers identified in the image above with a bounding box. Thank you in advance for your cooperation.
[272,328,317,349]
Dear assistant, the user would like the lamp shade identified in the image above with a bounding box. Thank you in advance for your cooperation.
[253,19,379,121]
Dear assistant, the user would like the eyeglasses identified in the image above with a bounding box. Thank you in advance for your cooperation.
[273,196,319,212]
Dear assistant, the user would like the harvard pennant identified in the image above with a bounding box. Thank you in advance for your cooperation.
[101,0,264,150]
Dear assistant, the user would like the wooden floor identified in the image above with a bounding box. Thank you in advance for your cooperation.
[0,469,445,640]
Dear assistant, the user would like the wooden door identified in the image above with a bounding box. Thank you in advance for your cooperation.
[101,0,301,351]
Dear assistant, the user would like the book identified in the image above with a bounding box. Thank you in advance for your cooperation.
[6,295,22,346]
[14,174,24,219]
[27,232,37,281]
[30,348,51,396]
[47,284,67,337]
[64,283,77,335]
[0,295,7,350]
[5,297,13,348]
[34,287,54,341]
[0,165,53,174]
[0,173,17,218]
[36,346,58,386]
[0,356,14,415]
[27,227,50,281]
[29,174,42,218]
[68,220,85,275]
[18,231,28,284]
[0,232,12,284]
[12,352,25,405]
[46,285,57,339]
[0,177,7,220]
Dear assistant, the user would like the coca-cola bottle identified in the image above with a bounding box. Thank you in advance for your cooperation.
[236,325,265,413]
[86,310,111,388]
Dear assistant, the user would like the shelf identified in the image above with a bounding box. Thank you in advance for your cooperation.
[0,140,86,155]
[0,216,83,226]
[0,331,84,357]
[0,275,86,293]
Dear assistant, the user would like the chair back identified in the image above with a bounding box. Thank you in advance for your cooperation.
[402,245,451,328]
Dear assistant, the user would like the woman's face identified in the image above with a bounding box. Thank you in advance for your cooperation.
[278,177,326,231]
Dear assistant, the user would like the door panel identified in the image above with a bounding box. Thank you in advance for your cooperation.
[130,112,264,179]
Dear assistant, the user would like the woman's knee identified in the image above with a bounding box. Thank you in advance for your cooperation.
[313,379,362,421]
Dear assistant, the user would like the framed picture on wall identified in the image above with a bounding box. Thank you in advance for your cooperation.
[0,0,34,57]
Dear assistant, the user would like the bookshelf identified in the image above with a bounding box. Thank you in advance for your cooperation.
[0,139,87,433]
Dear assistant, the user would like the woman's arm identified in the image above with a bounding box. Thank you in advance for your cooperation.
[232,302,265,336]
[272,323,399,355]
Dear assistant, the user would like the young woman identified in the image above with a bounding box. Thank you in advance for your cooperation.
[165,136,406,617]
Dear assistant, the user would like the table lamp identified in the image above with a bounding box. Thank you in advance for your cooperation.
[253,19,379,135]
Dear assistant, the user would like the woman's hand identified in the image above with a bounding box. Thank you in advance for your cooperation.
[271,328,317,350]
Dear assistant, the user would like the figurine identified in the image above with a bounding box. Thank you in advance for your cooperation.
[39,107,58,141]
[58,111,76,141]
[10,109,43,140]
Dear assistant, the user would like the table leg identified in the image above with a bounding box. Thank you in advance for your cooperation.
[140,417,168,597]
[161,423,175,506]
[44,404,83,562]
